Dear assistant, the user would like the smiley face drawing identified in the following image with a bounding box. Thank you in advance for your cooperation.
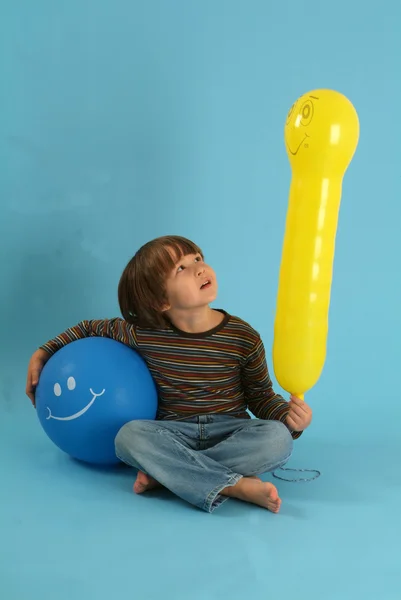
[284,89,360,174]
[35,337,158,465]
[284,94,318,156]
[45,376,105,421]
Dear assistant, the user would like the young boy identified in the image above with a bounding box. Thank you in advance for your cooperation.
[26,235,312,514]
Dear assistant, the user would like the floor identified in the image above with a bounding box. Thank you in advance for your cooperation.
[1,404,400,600]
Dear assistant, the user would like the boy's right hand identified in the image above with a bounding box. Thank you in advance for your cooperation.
[26,349,51,406]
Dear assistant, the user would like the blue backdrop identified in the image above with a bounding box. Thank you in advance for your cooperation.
[1,1,400,599]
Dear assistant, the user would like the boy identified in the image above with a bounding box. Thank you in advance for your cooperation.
[26,235,312,513]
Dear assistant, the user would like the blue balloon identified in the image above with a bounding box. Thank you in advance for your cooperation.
[35,337,158,465]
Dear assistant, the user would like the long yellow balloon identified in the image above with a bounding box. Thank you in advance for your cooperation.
[273,89,359,400]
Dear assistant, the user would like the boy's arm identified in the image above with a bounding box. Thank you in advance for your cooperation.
[40,317,139,356]
[27,318,139,406]
[242,336,303,440]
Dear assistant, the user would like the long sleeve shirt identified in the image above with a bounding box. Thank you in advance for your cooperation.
[40,309,302,439]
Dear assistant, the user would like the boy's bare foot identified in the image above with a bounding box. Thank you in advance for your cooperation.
[221,477,281,513]
[133,471,161,494]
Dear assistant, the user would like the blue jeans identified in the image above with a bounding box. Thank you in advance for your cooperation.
[115,415,293,513]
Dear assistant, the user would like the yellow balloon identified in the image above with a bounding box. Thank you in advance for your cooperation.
[273,89,359,399]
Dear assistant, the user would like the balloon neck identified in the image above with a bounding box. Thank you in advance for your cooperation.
[291,167,345,181]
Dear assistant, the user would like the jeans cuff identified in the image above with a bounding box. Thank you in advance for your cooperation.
[203,473,243,513]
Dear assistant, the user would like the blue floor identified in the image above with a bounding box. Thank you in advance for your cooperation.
[2,401,400,600]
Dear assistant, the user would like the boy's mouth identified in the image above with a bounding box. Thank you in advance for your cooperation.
[200,279,211,290]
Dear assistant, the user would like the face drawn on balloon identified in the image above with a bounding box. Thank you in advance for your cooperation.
[285,95,319,156]
[46,376,106,421]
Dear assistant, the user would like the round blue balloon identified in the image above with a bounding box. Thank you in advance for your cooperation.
[35,337,158,465]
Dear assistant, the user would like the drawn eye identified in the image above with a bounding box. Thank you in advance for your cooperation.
[286,102,296,124]
[54,383,62,397]
[67,377,76,391]
[300,100,314,126]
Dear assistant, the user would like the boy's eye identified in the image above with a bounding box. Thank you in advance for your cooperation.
[176,255,203,273]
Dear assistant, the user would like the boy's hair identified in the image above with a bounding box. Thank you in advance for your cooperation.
[118,235,204,329]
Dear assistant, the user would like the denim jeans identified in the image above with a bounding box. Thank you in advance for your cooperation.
[115,414,293,513]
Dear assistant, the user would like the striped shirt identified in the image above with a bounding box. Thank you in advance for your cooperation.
[41,309,301,439]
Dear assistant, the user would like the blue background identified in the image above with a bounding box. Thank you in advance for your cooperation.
[1,1,400,599]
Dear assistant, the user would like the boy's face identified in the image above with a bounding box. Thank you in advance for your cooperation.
[163,250,217,312]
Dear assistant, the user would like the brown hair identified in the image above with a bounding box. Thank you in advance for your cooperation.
[118,235,204,329]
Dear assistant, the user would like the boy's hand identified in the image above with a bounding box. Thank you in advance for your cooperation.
[26,349,51,407]
[286,395,312,432]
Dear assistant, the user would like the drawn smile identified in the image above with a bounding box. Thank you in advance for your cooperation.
[285,133,309,155]
[46,388,105,421]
